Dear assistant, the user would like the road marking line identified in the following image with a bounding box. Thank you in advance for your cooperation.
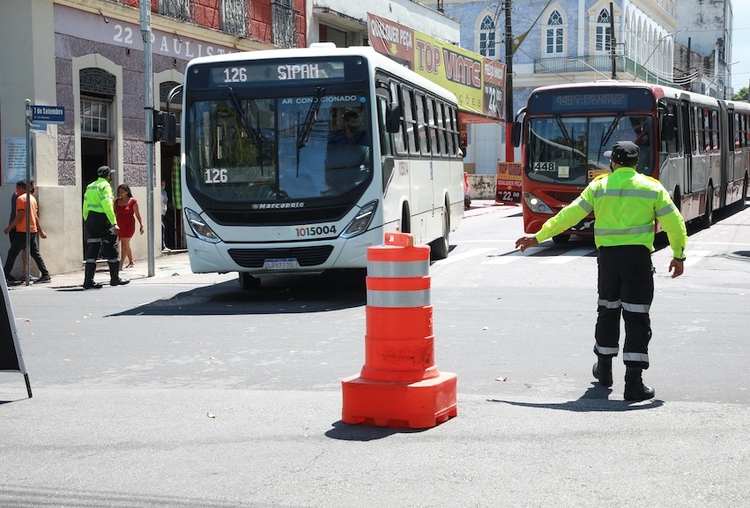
[438,248,495,265]
[541,247,598,264]
[484,246,544,264]
[684,250,711,267]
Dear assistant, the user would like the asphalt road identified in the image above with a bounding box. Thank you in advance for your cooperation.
[1,201,749,507]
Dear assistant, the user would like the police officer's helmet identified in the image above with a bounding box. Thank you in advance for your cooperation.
[97,165,115,178]
[610,141,639,166]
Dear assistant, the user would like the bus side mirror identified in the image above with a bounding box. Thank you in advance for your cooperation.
[660,114,675,143]
[386,103,402,133]
[511,122,522,147]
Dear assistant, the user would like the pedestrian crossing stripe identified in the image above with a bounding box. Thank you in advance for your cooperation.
[434,245,711,267]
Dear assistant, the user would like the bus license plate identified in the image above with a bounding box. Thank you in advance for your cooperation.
[262,258,300,270]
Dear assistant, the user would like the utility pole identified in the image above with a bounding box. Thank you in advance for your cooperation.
[504,0,514,162]
[140,0,155,277]
[609,2,617,79]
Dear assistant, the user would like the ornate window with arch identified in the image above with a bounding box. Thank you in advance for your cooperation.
[544,10,564,56]
[79,68,115,138]
[479,15,496,58]
[595,9,612,54]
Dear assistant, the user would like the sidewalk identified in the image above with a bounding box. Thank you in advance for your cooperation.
[41,249,193,289]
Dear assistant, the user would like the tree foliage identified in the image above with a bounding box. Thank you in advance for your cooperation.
[732,87,749,101]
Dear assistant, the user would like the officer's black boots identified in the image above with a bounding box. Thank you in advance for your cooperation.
[592,357,613,387]
[83,262,102,289]
[108,261,130,287]
[624,366,655,401]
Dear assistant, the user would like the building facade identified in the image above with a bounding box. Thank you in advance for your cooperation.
[441,0,681,173]
[0,0,305,277]
[673,0,735,98]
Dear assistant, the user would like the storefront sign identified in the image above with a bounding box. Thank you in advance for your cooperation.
[368,12,505,122]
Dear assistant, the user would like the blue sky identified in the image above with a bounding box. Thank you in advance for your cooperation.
[732,2,750,91]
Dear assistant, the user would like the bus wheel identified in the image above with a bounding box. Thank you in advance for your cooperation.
[239,272,260,290]
[701,186,713,229]
[552,234,570,244]
[430,207,450,260]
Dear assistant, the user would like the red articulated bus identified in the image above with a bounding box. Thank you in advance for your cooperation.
[512,81,750,242]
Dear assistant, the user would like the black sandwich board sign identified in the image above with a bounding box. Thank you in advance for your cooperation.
[0,263,33,398]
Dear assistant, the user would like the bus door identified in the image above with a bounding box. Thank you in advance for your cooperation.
[680,96,694,198]
[721,101,733,208]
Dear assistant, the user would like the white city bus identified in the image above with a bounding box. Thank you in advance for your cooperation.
[180,44,465,288]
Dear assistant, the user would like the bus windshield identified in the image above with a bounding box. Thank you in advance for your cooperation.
[185,90,372,203]
[527,114,653,186]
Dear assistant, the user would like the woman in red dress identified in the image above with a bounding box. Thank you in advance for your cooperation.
[114,184,143,268]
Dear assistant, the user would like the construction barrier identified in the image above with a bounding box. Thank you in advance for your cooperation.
[341,232,457,429]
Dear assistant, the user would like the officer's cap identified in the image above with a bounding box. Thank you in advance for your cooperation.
[609,141,639,166]
[97,165,116,178]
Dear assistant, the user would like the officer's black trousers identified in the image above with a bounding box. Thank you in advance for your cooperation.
[594,245,654,369]
[84,212,120,268]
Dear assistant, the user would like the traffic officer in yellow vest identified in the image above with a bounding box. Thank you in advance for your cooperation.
[82,166,130,289]
[515,140,688,401]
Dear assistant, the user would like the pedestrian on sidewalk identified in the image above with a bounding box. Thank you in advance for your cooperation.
[515,141,688,401]
[82,166,129,289]
[3,180,51,283]
[115,183,143,269]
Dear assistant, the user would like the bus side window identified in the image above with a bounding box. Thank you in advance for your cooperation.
[416,93,430,157]
[378,97,394,158]
[403,87,420,156]
[390,82,407,155]
[428,99,440,157]
[449,108,460,157]
[438,102,450,157]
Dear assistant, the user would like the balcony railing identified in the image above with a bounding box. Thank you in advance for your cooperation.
[534,55,677,87]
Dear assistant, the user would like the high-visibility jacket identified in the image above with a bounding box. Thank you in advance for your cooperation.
[534,166,687,259]
[83,177,117,225]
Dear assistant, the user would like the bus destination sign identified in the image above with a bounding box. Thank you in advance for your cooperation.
[528,88,655,114]
[551,93,628,112]
[208,60,347,87]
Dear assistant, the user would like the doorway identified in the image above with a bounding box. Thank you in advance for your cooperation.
[80,137,110,257]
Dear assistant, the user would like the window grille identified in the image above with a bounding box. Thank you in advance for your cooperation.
[222,0,246,36]
[159,0,191,22]
[272,0,296,49]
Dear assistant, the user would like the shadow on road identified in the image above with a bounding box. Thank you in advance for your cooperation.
[488,384,664,412]
[109,270,367,317]
[325,420,427,441]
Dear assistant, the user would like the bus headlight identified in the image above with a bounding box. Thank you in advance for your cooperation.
[523,192,554,215]
[185,207,222,244]
[341,200,378,239]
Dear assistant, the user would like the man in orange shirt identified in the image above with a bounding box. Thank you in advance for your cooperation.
[3,180,51,283]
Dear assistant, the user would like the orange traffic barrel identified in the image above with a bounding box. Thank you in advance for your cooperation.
[341,232,457,429]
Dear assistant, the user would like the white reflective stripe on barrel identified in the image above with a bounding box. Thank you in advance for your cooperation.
[367,260,430,278]
[367,289,431,307]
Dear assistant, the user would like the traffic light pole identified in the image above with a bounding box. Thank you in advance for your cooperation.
[140,0,155,277]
